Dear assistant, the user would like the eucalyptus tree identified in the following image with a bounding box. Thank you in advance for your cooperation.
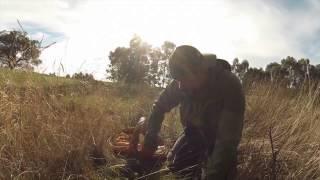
[0,30,42,70]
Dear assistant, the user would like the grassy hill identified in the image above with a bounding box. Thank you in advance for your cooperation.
[1,69,320,179]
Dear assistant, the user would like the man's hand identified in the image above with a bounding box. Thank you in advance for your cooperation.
[139,146,156,160]
[140,132,158,160]
[127,143,138,156]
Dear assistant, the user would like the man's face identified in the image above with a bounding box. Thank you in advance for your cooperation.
[176,70,205,95]
[170,57,208,95]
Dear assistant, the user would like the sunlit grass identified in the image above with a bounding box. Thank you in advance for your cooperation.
[1,69,320,179]
[0,69,157,179]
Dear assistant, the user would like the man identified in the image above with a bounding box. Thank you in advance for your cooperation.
[141,45,245,179]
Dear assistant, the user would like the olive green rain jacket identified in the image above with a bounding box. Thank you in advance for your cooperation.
[144,55,245,179]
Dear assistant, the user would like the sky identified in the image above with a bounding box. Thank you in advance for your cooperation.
[1,0,320,80]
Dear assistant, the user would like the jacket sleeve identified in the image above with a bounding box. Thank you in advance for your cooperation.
[206,74,245,179]
[144,80,182,151]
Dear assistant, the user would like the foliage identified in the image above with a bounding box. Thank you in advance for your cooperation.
[107,34,320,90]
[107,35,151,84]
[72,72,95,81]
[243,67,268,86]
[0,30,42,70]
[233,56,320,89]
[107,35,175,87]
[265,62,282,78]
[232,58,250,82]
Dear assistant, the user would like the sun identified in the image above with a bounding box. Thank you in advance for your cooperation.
[39,0,260,79]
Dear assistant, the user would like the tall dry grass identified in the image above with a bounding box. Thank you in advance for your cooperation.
[0,70,159,179]
[238,81,320,179]
[1,70,320,179]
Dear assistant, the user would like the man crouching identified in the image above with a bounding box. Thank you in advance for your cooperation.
[141,45,245,180]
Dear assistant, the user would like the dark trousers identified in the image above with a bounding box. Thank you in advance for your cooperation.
[167,128,209,180]
[167,126,239,180]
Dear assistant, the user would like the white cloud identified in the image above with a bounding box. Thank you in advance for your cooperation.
[1,0,320,79]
